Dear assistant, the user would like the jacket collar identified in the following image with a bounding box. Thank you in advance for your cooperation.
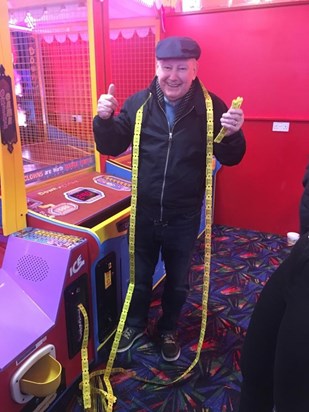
[148,77,206,119]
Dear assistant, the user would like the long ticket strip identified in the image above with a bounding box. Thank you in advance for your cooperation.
[79,92,243,411]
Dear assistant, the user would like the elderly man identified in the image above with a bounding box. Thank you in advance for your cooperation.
[93,36,246,362]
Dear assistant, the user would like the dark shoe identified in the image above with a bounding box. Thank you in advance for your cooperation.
[117,326,144,353]
[160,331,181,362]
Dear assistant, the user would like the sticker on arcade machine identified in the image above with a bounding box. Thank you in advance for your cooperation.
[104,269,112,289]
[94,175,131,191]
[48,202,78,216]
[64,187,105,204]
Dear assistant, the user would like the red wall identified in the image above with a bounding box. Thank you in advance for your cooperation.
[215,119,307,234]
[164,3,309,235]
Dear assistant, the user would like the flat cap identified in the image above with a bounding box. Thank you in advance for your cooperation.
[156,36,201,60]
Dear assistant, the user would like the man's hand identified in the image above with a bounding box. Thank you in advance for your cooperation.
[97,84,119,120]
[220,108,244,136]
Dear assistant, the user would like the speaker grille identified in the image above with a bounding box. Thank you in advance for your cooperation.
[16,255,49,282]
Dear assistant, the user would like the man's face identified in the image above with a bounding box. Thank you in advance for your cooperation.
[156,58,198,102]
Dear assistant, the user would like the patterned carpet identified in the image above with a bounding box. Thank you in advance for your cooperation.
[67,224,291,412]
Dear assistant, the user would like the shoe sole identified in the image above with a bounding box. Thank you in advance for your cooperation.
[116,331,144,353]
[161,348,181,362]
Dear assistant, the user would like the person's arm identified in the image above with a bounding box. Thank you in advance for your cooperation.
[93,84,134,156]
[214,129,246,166]
[93,111,133,157]
[211,93,246,166]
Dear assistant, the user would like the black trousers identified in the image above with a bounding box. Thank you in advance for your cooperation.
[239,234,309,412]
[125,209,201,332]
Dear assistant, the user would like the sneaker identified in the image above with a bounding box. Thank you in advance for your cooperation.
[117,326,144,353]
[160,331,181,362]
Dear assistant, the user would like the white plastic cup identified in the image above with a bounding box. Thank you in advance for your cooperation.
[287,232,300,246]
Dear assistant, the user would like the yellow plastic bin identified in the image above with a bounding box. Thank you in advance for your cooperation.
[20,354,62,397]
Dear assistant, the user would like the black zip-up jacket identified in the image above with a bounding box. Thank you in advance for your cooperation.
[93,77,246,219]
[300,162,309,234]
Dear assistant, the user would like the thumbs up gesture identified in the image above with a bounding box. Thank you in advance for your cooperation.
[97,84,119,120]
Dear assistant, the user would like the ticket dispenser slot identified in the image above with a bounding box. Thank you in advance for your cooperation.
[95,252,118,343]
[64,274,89,359]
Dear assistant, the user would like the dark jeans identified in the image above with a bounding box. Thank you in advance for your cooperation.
[126,210,201,332]
[239,234,309,412]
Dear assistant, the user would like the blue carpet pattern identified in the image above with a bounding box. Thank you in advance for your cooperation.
[69,224,291,412]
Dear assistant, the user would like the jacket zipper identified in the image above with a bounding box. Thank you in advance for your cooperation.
[159,130,173,220]
[159,106,194,220]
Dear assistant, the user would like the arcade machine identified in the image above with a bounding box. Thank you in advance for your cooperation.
[0,175,130,410]
[0,4,98,412]
[0,3,96,411]
[0,0,133,410]
[5,0,167,361]
[0,227,93,412]
[26,171,132,352]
